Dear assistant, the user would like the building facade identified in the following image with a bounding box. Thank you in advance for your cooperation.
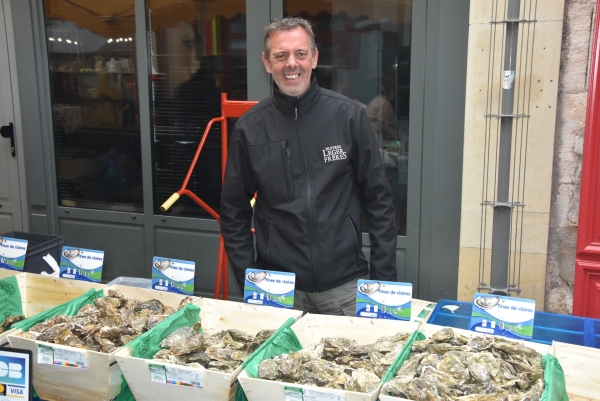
[0,0,593,313]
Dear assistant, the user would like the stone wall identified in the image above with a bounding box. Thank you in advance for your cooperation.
[546,0,596,314]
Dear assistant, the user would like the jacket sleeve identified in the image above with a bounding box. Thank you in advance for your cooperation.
[220,124,259,290]
[353,108,398,282]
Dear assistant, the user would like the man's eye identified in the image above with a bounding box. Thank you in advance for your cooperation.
[296,52,307,59]
[274,54,287,61]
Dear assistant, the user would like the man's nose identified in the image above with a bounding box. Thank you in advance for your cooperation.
[286,54,297,68]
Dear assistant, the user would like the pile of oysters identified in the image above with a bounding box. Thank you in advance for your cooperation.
[383,327,545,400]
[257,332,411,394]
[16,289,194,353]
[153,327,276,373]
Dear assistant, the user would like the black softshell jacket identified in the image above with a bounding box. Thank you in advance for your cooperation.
[221,75,397,293]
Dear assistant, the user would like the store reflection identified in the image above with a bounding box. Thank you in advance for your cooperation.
[284,0,411,235]
[44,0,143,212]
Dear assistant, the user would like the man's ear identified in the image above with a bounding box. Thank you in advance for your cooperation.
[262,53,272,74]
[311,47,319,69]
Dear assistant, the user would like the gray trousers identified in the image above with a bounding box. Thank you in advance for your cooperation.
[293,275,367,316]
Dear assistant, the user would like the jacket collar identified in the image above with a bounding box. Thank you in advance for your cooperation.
[272,73,320,115]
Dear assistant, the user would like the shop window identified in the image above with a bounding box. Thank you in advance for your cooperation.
[284,0,412,236]
[149,0,247,218]
[44,0,143,212]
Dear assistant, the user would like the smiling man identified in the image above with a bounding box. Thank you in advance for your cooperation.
[221,17,397,315]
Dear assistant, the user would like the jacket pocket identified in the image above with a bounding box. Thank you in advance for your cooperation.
[247,138,303,205]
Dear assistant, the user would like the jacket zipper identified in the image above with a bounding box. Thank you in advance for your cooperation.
[294,104,319,292]
[284,141,294,199]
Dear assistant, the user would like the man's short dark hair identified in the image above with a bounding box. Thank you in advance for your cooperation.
[263,17,316,58]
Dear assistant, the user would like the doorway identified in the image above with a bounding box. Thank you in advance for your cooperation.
[0,0,24,234]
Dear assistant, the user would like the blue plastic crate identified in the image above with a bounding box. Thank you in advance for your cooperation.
[428,299,600,348]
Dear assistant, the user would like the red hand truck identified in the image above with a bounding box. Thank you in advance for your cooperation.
[160,93,258,300]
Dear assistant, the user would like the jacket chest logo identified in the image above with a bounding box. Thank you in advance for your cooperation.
[322,145,347,163]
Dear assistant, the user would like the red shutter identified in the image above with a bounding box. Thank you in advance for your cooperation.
[573,0,600,318]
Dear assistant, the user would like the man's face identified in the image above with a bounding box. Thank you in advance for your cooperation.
[262,27,318,97]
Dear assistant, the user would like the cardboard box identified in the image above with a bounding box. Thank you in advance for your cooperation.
[7,285,198,401]
[0,273,103,346]
[114,298,303,401]
[238,314,421,401]
[378,323,551,401]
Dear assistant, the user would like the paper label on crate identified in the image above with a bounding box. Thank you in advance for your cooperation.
[284,387,345,401]
[243,268,295,309]
[151,256,195,295]
[37,344,54,365]
[470,293,535,340]
[356,280,412,320]
[0,237,28,271]
[284,387,304,401]
[59,246,104,283]
[165,365,203,388]
[149,363,167,384]
[37,344,87,369]
[148,363,203,389]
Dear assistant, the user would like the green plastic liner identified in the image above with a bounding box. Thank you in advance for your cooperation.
[0,275,24,327]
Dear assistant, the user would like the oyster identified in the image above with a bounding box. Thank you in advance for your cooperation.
[129,309,156,333]
[431,327,455,343]
[254,328,276,344]
[347,368,380,393]
[322,337,357,360]
[177,296,194,311]
[258,358,281,380]
[94,297,122,310]
[76,304,100,317]
[1,315,25,328]
[300,359,350,389]
[100,314,124,327]
[16,331,39,340]
[170,333,207,355]
[139,299,165,314]
[54,327,85,347]
[146,314,169,330]
[160,326,197,349]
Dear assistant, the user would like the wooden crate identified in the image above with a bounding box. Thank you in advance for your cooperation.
[114,298,303,401]
[0,273,103,345]
[238,313,421,401]
[7,284,198,401]
[0,269,21,280]
[378,323,551,401]
[552,341,600,401]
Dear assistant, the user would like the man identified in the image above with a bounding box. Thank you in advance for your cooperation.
[220,17,397,315]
